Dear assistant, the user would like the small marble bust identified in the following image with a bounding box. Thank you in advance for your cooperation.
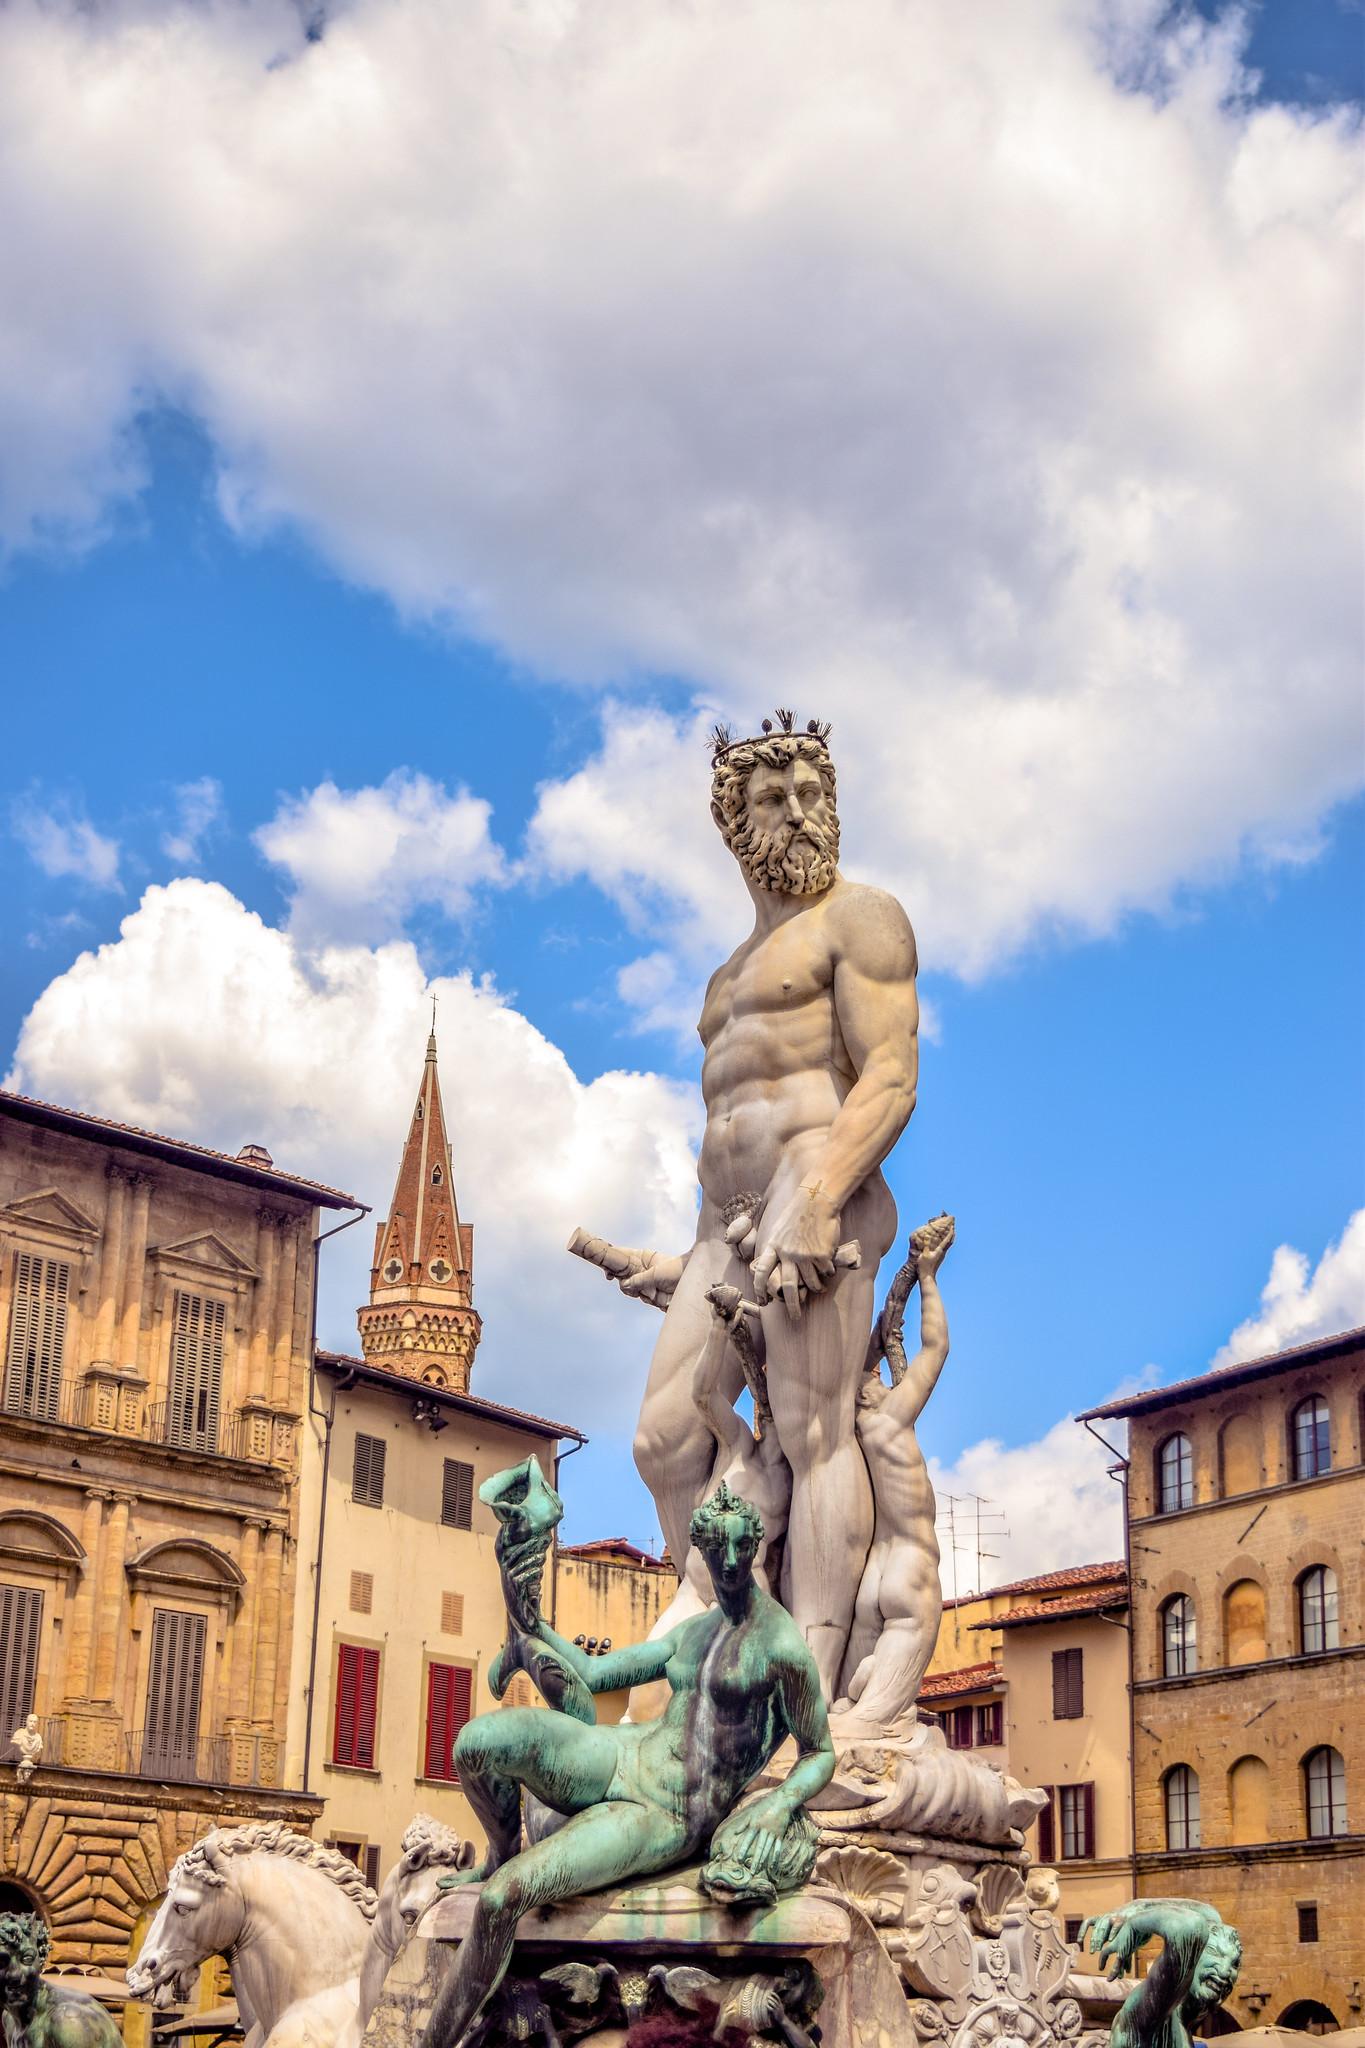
[10,1716,42,1785]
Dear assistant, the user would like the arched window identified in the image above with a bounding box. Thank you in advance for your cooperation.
[1218,1411,1260,1496]
[1164,1764,1201,1850]
[1227,1755,1270,1846]
[1157,1433,1194,1513]
[1223,1578,1268,1664]
[1161,1594,1197,1677]
[431,1164,443,1185]
[1304,1746,1347,1838]
[1291,1396,1331,1479]
[1298,1566,1339,1655]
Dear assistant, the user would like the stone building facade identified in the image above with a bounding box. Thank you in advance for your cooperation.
[1081,1326,1365,2032]
[285,1033,584,1875]
[0,1088,363,1968]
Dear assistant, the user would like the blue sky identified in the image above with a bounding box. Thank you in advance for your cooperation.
[1,0,1361,1571]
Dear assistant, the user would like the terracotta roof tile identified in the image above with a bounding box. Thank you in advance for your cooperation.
[947,1560,1125,1608]
[918,1661,1003,1700]
[970,1584,1129,1630]
[0,1089,362,1209]
[558,1538,671,1569]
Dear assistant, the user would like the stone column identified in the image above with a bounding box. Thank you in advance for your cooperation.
[63,1490,111,1701]
[251,1525,284,1728]
[227,1519,265,1725]
[269,1220,301,1409]
[117,1173,154,1370]
[89,1168,128,1366]
[248,1212,279,1402]
[91,1492,135,1702]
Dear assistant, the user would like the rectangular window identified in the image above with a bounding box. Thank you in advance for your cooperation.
[1064,1918,1083,1946]
[440,1459,474,1530]
[440,1590,464,1636]
[333,1643,381,1767]
[352,1434,387,1508]
[1297,1903,1319,1944]
[332,1837,363,1868]
[142,1608,207,1780]
[1037,1787,1055,1863]
[423,1661,474,1781]
[1058,1782,1095,1860]
[349,1571,373,1614]
[165,1291,226,1453]
[946,1705,974,1749]
[1052,1647,1084,1719]
[4,1254,70,1422]
[975,1701,1003,1746]
[0,1584,44,1733]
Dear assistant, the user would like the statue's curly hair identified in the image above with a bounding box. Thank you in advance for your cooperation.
[689,1479,764,1550]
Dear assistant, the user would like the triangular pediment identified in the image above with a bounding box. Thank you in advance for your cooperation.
[2,1188,100,1237]
[152,1231,257,1277]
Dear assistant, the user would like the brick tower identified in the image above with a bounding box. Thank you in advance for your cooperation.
[357,1026,481,1391]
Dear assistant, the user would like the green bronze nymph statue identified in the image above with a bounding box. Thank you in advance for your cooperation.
[424,1472,836,2048]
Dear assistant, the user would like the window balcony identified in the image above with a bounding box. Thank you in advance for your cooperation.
[123,1727,283,1789]
[0,1379,291,1464]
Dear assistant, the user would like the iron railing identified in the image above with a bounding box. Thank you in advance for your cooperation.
[124,1728,282,1789]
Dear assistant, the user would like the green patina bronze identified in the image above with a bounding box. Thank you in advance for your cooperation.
[0,1915,121,2048]
[1082,1899,1243,2048]
[425,1471,835,2048]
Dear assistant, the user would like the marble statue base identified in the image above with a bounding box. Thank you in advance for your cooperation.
[361,1846,1124,2048]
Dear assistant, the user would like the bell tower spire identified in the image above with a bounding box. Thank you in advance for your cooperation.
[357,1020,481,1392]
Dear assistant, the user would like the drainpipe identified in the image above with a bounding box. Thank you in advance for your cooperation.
[1084,1417,1138,1898]
[548,1433,588,1632]
[301,1201,370,1794]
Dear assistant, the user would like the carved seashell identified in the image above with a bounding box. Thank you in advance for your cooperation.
[814,1845,912,1926]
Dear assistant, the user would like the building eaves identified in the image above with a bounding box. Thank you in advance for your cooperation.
[970,1586,1129,1630]
[558,1538,669,1569]
[315,1348,585,1444]
[1077,1326,1365,1423]
[946,1560,1126,1608]
[917,1660,1003,1701]
[0,1089,363,1210]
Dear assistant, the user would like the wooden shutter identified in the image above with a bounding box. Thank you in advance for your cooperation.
[424,1662,474,1781]
[364,1844,381,1891]
[166,1291,225,1452]
[1081,1781,1096,1858]
[440,1590,464,1636]
[143,1609,207,1778]
[352,1434,387,1507]
[1052,1648,1083,1719]
[441,1459,474,1530]
[4,1254,70,1420]
[0,1584,43,1732]
[349,1571,373,1614]
[333,1643,381,1767]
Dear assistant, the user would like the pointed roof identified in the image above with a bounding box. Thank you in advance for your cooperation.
[372,1028,470,1300]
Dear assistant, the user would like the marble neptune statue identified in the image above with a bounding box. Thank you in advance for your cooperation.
[573,710,921,1709]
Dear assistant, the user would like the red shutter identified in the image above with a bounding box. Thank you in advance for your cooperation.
[1081,1780,1096,1859]
[1037,1787,1055,1862]
[425,1662,474,1781]
[334,1644,381,1767]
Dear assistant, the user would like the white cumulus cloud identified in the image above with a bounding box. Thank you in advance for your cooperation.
[12,796,121,890]
[6,877,700,1437]
[0,0,1357,977]
[1212,1209,1365,1368]
[256,771,507,943]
